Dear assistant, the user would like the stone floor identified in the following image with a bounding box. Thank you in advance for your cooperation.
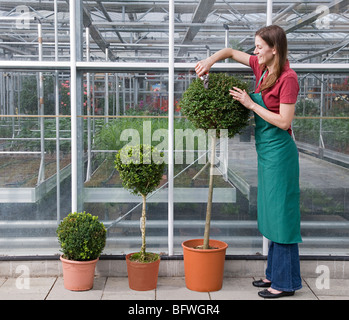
[0,276,348,300]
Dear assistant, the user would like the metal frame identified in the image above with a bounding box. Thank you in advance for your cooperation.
[0,0,349,257]
[1,60,349,72]
[1,1,349,63]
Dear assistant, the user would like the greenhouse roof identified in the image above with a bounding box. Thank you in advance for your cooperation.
[0,0,348,63]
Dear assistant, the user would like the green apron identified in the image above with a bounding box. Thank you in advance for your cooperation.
[249,70,302,244]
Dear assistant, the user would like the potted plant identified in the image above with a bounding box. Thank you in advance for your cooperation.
[179,73,250,292]
[114,144,165,291]
[56,211,106,291]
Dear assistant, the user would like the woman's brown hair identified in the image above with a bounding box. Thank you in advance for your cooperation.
[255,25,288,92]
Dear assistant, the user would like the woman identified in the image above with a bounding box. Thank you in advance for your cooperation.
[195,25,302,298]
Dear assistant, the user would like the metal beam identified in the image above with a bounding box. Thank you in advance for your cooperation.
[286,0,349,34]
[96,1,125,44]
[246,0,349,53]
[82,4,117,61]
[1,61,349,73]
[177,0,216,56]
[298,39,349,62]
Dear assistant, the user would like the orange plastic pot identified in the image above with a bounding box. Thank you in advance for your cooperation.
[60,255,98,291]
[126,253,160,291]
[182,239,228,292]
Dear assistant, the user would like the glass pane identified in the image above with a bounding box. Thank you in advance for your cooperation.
[0,2,69,61]
[0,68,73,255]
[83,72,169,255]
[173,69,261,255]
[294,72,349,255]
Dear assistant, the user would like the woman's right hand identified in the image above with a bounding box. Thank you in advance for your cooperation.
[195,58,212,77]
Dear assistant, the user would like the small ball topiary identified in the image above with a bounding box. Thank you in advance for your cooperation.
[57,212,106,261]
[114,144,165,198]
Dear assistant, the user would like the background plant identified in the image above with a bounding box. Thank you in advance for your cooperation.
[18,74,55,115]
[9,118,72,154]
[294,98,349,154]
[93,118,199,152]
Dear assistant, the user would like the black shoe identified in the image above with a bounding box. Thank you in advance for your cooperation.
[252,279,271,288]
[258,289,295,299]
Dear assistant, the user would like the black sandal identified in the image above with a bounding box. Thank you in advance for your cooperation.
[258,289,295,299]
[252,279,272,288]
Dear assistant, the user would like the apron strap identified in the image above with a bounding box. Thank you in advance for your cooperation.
[256,69,268,90]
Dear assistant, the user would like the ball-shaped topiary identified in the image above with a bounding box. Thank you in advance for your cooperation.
[57,212,106,261]
[179,73,250,137]
[114,144,165,198]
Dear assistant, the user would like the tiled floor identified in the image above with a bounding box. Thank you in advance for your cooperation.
[1,276,348,300]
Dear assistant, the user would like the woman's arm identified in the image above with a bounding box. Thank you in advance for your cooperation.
[252,102,295,130]
[229,87,295,131]
[195,48,250,77]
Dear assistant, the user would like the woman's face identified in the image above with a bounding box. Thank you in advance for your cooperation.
[254,35,276,67]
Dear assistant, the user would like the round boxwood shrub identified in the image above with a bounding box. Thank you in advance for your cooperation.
[57,212,107,261]
[179,73,250,137]
[114,144,165,198]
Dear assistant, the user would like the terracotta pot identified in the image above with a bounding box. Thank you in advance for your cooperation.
[182,239,228,292]
[60,255,98,291]
[126,253,160,291]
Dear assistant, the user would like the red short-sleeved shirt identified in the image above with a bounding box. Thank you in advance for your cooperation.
[249,55,299,134]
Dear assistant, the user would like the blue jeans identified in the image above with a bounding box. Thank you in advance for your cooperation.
[265,241,302,292]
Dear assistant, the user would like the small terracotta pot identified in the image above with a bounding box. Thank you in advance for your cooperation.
[60,255,98,291]
[126,253,160,291]
[182,239,228,292]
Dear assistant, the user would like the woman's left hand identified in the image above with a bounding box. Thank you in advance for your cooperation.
[229,87,255,110]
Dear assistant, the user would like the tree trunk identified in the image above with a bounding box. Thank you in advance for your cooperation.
[203,134,216,249]
[140,194,147,261]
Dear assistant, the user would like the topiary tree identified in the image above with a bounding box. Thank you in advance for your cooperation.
[114,144,165,262]
[180,73,250,249]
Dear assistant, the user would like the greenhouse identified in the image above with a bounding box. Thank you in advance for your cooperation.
[0,0,349,259]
